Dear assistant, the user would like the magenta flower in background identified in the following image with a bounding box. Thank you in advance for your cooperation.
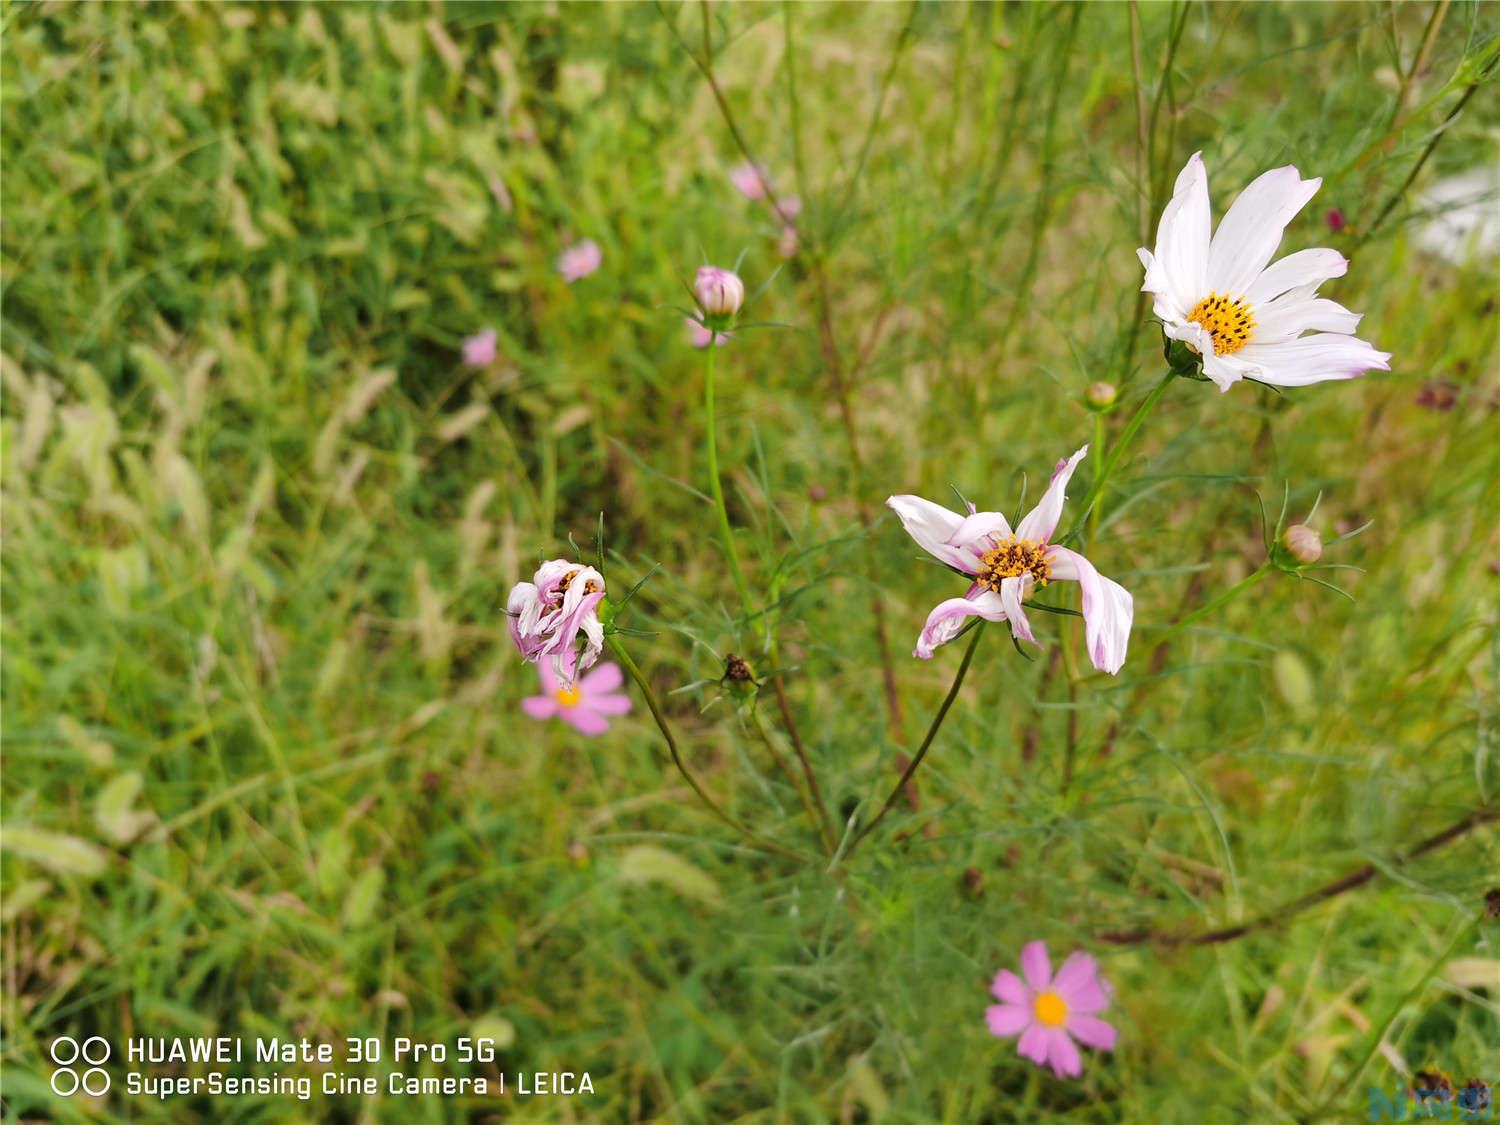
[522,656,631,735]
[461,327,497,367]
[506,559,607,682]
[986,941,1117,1079]
[728,160,770,201]
[1138,152,1390,391]
[886,445,1133,674]
[557,239,602,283]
[686,310,731,349]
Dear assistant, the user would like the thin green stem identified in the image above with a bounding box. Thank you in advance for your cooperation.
[750,706,835,855]
[843,624,987,858]
[607,635,806,863]
[703,343,760,640]
[1165,563,1270,635]
[1062,370,1176,546]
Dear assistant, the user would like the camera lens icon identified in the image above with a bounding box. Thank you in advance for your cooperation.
[49,1036,110,1096]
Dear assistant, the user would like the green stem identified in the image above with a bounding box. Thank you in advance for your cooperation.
[843,624,987,858]
[703,343,761,640]
[1165,563,1270,636]
[1062,370,1175,546]
[607,635,806,863]
[750,707,835,855]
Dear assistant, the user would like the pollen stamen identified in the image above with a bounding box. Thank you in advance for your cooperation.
[976,537,1050,593]
[1186,292,1256,356]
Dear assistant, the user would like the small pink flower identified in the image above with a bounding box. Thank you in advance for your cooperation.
[522,656,631,735]
[507,559,607,682]
[887,445,1134,674]
[1325,207,1346,233]
[772,194,802,223]
[729,161,770,201]
[557,239,603,283]
[461,327,497,367]
[686,309,731,349]
[777,224,799,260]
[986,941,1117,1079]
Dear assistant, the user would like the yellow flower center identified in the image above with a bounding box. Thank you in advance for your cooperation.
[1186,293,1255,355]
[554,685,582,708]
[1033,991,1069,1028]
[976,537,1050,593]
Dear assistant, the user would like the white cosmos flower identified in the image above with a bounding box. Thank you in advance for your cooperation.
[886,445,1133,675]
[1138,152,1391,392]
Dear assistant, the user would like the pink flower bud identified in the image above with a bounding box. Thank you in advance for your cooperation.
[1325,208,1346,233]
[1085,381,1117,408]
[694,266,744,318]
[1282,524,1323,565]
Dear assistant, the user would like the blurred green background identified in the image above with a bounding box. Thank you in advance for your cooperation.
[3,1,1497,1120]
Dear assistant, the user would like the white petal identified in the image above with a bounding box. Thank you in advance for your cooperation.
[886,495,977,572]
[1046,547,1133,674]
[1016,445,1088,543]
[1253,289,1362,344]
[1245,247,1347,304]
[948,509,1013,550]
[999,577,1035,645]
[1143,152,1210,317]
[1233,333,1391,387]
[1207,165,1321,297]
[913,593,1007,659]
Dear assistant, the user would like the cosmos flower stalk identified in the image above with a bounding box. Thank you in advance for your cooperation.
[506,559,607,683]
[887,445,1133,674]
[1138,152,1391,391]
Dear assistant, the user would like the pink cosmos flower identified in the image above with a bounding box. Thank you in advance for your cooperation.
[506,559,606,682]
[886,445,1133,674]
[1138,152,1390,391]
[557,239,603,283]
[522,656,631,734]
[686,309,731,349]
[462,327,497,367]
[986,941,1117,1079]
[729,160,771,201]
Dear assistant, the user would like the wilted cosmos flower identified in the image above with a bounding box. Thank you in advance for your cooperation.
[522,656,631,735]
[686,310,731,349]
[887,446,1132,674]
[557,239,603,283]
[506,559,606,682]
[986,941,1117,1079]
[694,265,744,319]
[1138,152,1391,391]
[728,160,770,201]
[461,327,497,367]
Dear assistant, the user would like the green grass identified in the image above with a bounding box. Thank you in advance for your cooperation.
[3,2,1498,1121]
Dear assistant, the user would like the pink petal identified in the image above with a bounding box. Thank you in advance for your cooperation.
[563,708,610,735]
[914,592,1006,659]
[985,1004,1032,1038]
[1019,940,1052,991]
[991,969,1030,1006]
[579,662,623,694]
[886,494,976,572]
[522,696,559,720]
[999,576,1035,646]
[1045,1028,1083,1078]
[1066,1014,1117,1051]
[1016,1023,1050,1068]
[947,510,1013,552]
[1044,547,1133,675]
[1052,951,1112,1014]
[582,693,631,717]
[1016,445,1088,543]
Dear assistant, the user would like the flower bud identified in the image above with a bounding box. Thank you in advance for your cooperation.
[694,266,744,320]
[1085,381,1117,408]
[1282,524,1322,565]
